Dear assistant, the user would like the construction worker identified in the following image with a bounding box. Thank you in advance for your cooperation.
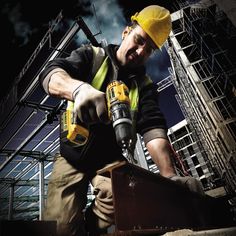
[39,5,204,236]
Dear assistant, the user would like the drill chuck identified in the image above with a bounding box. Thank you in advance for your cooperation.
[110,103,133,149]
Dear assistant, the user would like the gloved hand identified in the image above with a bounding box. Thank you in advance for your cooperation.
[73,83,110,124]
[169,175,205,195]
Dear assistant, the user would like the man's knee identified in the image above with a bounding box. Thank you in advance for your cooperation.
[90,175,115,229]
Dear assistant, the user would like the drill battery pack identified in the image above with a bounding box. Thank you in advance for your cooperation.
[61,101,89,147]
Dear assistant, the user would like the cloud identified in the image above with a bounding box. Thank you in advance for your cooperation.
[146,48,171,83]
[2,2,32,46]
[75,0,126,45]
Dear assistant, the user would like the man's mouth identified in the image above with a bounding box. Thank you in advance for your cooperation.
[127,51,138,62]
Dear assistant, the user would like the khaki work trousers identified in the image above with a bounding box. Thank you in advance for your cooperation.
[43,155,118,236]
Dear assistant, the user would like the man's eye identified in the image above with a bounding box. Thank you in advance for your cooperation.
[134,35,144,45]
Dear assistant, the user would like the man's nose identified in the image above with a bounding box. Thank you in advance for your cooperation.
[136,46,145,56]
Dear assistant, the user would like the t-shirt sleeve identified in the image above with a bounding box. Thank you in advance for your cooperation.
[39,44,94,90]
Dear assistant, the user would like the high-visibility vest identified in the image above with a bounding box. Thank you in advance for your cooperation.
[90,46,153,119]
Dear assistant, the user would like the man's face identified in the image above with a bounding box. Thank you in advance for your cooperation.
[116,25,157,68]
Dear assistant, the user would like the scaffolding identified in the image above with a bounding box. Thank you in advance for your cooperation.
[0,12,100,221]
[168,0,236,195]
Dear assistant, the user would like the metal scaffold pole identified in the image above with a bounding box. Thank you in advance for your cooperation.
[39,160,45,220]
[8,184,14,220]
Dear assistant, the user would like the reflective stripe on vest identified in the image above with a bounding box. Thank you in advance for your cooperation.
[91,56,109,90]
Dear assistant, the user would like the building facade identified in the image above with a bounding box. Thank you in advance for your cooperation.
[167,0,236,195]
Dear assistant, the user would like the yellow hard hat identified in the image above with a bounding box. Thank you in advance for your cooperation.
[131,5,172,49]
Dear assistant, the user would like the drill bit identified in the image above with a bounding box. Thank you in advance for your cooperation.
[121,140,137,164]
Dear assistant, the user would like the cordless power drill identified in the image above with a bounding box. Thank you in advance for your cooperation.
[61,80,136,163]
[106,80,136,163]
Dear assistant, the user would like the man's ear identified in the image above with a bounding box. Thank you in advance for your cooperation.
[122,26,131,40]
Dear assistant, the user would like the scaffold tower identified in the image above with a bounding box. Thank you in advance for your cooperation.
[167,0,236,195]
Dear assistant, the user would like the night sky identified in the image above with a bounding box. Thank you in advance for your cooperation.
[1,0,183,127]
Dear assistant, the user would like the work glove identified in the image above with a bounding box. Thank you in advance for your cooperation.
[73,83,109,124]
[169,175,205,195]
